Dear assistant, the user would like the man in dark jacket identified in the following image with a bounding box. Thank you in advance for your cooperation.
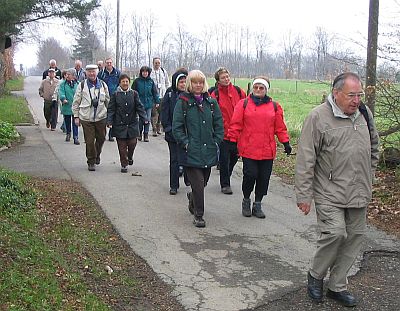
[42,59,62,80]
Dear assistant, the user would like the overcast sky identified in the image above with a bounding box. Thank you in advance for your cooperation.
[14,0,399,68]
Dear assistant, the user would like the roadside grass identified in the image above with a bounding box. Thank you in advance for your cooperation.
[0,168,183,310]
[0,94,33,124]
[5,76,24,92]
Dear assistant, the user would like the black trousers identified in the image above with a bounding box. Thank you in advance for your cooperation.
[219,139,239,188]
[185,167,211,218]
[242,157,273,202]
[168,142,181,190]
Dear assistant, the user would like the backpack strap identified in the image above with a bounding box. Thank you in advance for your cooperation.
[359,103,372,138]
[243,97,277,112]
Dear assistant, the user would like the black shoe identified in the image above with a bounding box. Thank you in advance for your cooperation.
[128,159,133,165]
[169,188,177,195]
[326,289,357,307]
[121,166,128,173]
[252,202,265,218]
[108,137,114,142]
[88,164,96,171]
[221,186,233,195]
[95,157,100,165]
[74,138,80,145]
[65,133,71,142]
[187,192,194,215]
[307,272,323,303]
[242,198,251,217]
[193,217,206,228]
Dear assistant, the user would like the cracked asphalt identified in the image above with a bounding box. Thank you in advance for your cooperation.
[1,76,399,311]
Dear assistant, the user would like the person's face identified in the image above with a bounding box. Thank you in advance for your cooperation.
[86,69,97,81]
[105,59,113,70]
[218,72,231,87]
[177,77,186,91]
[142,70,149,78]
[191,79,204,95]
[48,71,56,79]
[252,83,267,98]
[75,63,81,70]
[97,61,104,69]
[49,62,56,69]
[153,59,161,70]
[66,72,74,81]
[120,78,130,91]
[333,78,364,115]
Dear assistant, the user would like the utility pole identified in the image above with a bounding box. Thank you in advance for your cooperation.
[116,0,120,69]
[365,0,379,116]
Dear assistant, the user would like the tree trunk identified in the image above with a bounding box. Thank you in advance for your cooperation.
[365,0,379,116]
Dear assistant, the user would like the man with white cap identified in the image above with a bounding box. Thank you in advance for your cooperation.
[39,68,59,130]
[73,64,110,171]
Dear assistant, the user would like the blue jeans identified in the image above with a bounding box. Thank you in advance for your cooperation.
[139,108,152,134]
[64,115,79,139]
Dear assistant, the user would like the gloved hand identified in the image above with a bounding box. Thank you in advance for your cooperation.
[283,142,292,155]
[226,140,238,155]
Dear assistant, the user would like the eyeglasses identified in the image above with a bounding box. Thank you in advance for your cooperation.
[253,86,265,91]
[342,92,365,99]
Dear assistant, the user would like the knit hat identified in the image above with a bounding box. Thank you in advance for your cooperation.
[175,73,187,88]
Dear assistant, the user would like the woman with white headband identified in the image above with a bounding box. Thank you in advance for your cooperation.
[228,76,292,218]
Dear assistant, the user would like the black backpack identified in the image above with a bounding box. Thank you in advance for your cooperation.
[208,85,243,102]
[358,103,372,138]
[243,97,277,112]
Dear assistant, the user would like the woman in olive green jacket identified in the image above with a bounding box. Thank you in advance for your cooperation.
[172,70,224,228]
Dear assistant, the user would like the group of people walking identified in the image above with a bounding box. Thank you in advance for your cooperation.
[40,58,379,307]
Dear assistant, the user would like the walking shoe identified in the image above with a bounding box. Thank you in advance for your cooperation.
[88,164,96,171]
[74,138,80,145]
[51,128,55,131]
[326,289,357,307]
[169,188,177,195]
[187,192,194,215]
[121,166,128,173]
[128,159,134,165]
[65,133,71,142]
[143,133,149,142]
[252,202,265,218]
[152,131,158,137]
[221,186,233,195]
[108,137,114,142]
[46,121,50,128]
[193,217,206,228]
[242,198,252,217]
[307,272,323,303]
[138,135,142,141]
[95,157,100,165]
[60,124,66,133]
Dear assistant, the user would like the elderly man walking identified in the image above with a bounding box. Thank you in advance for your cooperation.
[39,68,59,130]
[295,72,379,307]
[73,64,110,171]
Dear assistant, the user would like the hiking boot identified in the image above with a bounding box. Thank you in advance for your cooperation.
[169,188,177,195]
[144,133,149,142]
[88,164,95,171]
[138,134,142,141]
[74,138,80,145]
[95,157,100,165]
[128,159,134,166]
[187,192,194,215]
[46,121,50,128]
[193,216,206,228]
[307,272,323,303]
[326,289,357,307]
[242,198,252,217]
[121,166,128,173]
[152,131,158,137]
[221,186,233,195]
[109,137,114,142]
[252,202,265,218]
[65,133,71,142]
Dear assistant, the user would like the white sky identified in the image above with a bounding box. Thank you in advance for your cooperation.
[14,0,399,68]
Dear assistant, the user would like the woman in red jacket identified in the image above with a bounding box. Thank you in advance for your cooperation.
[228,76,292,218]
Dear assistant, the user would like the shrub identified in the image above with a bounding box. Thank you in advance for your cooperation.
[0,121,19,147]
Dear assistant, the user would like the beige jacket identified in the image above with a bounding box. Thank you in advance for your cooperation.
[38,77,59,101]
[295,95,379,208]
[72,79,110,122]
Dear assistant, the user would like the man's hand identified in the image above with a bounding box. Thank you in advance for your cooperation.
[297,202,311,215]
[74,117,80,127]
[107,124,112,128]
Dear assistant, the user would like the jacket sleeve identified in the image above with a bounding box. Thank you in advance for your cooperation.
[294,112,321,204]
[72,83,83,118]
[58,81,66,102]
[38,81,44,97]
[211,99,224,144]
[103,83,110,108]
[172,99,188,147]
[152,81,160,103]
[134,91,148,122]
[274,102,290,143]
[227,99,245,142]
[161,92,172,132]
[107,93,116,125]
[366,106,380,174]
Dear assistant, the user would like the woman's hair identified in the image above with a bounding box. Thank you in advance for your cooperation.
[139,66,152,76]
[185,70,209,93]
[119,73,130,83]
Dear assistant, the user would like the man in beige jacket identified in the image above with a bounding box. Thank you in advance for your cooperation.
[73,64,110,171]
[38,68,59,130]
[295,72,379,307]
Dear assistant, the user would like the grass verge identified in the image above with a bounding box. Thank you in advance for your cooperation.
[0,168,184,311]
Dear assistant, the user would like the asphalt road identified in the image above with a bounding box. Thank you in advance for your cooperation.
[1,76,399,311]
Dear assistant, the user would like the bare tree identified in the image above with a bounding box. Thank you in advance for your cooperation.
[93,4,115,53]
[37,37,71,70]
[312,27,333,80]
[130,13,145,69]
[144,13,156,66]
[281,31,302,79]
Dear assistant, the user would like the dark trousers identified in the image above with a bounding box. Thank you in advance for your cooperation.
[116,137,137,167]
[242,157,273,202]
[219,139,239,187]
[64,115,79,139]
[168,142,180,190]
[185,167,211,218]
[81,119,106,165]
[44,100,58,129]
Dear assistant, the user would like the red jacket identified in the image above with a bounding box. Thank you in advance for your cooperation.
[228,96,289,160]
[211,83,246,140]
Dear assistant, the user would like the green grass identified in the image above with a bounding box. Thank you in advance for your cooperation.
[0,94,33,124]
[5,76,24,92]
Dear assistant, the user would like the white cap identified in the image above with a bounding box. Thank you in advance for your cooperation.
[85,64,98,70]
